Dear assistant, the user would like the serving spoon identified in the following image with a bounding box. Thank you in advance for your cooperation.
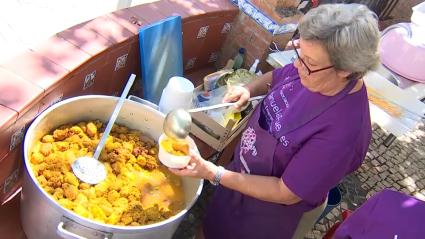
[71,74,136,184]
[163,95,265,140]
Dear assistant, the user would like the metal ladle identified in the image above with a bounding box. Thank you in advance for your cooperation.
[71,74,136,184]
[163,95,265,140]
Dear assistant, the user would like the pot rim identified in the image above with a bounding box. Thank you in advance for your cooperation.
[23,95,204,232]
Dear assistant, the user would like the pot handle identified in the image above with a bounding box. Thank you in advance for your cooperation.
[57,220,112,239]
[128,95,160,111]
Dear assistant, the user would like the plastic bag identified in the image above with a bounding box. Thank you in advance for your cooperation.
[203,69,233,91]
[219,69,256,87]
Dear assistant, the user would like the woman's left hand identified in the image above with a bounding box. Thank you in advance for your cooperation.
[168,150,218,182]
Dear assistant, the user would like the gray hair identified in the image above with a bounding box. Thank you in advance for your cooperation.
[298,3,380,77]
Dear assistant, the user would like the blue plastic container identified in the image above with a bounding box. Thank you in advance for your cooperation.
[139,16,183,104]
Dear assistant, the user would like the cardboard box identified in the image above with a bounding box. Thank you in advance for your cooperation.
[189,85,254,152]
[190,110,251,152]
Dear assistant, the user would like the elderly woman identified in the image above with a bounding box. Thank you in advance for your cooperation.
[171,3,380,239]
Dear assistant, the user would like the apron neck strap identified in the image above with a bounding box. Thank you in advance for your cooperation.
[276,78,358,138]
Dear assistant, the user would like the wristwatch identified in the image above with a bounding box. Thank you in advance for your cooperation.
[210,166,225,186]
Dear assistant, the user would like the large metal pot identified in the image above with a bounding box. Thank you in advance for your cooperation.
[22,95,203,239]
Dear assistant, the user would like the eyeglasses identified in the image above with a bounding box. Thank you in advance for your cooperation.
[291,36,334,76]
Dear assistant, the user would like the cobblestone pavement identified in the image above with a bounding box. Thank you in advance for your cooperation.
[173,120,425,239]
[306,121,425,238]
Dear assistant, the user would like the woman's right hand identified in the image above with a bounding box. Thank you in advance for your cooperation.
[168,150,218,182]
[222,85,251,111]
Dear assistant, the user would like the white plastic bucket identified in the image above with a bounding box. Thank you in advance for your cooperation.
[158,76,194,114]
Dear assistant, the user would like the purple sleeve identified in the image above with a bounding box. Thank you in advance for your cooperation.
[271,63,297,88]
[282,134,356,204]
[335,189,425,238]
[334,191,381,239]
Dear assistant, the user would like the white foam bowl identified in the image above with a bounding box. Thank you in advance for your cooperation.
[158,133,197,169]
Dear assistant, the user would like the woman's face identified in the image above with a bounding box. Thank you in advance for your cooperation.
[293,38,347,93]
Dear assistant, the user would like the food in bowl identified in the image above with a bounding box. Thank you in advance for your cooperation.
[158,134,194,169]
[29,120,185,226]
[160,137,189,156]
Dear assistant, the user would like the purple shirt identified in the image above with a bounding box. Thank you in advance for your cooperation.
[263,64,372,204]
[335,189,425,238]
[203,64,372,238]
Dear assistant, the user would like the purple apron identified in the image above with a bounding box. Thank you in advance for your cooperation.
[334,189,425,239]
[203,74,358,239]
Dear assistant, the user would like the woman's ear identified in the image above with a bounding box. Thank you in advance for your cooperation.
[336,69,352,79]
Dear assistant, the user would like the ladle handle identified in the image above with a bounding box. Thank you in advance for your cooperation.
[188,95,265,113]
[93,74,136,160]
